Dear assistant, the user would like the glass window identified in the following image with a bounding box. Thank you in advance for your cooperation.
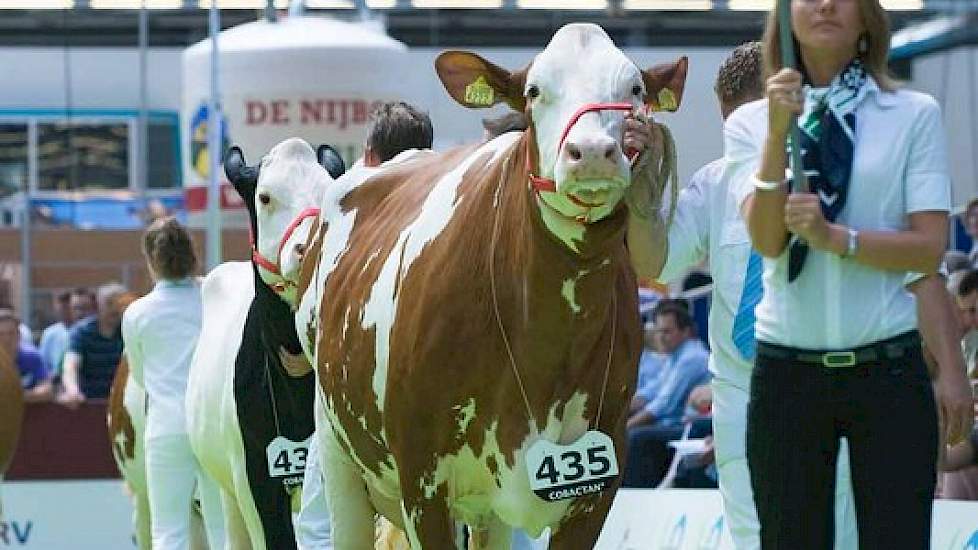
[147,119,180,189]
[0,123,28,199]
[38,122,129,191]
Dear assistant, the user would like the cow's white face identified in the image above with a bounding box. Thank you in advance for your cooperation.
[435,23,687,252]
[526,24,642,224]
[254,138,330,305]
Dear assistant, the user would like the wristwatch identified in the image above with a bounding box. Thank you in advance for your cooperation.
[844,227,859,257]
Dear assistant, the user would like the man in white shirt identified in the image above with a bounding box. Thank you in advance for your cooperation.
[626,42,857,549]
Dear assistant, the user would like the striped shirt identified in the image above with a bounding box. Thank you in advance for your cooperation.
[68,315,122,399]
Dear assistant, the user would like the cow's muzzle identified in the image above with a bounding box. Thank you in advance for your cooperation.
[252,207,321,295]
[528,102,636,195]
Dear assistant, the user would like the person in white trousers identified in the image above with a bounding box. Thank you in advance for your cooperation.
[123,217,223,549]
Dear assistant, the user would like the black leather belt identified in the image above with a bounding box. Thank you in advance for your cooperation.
[756,331,920,368]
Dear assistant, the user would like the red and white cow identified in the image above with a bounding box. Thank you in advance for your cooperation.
[284,23,686,548]
[0,349,23,518]
[107,356,152,548]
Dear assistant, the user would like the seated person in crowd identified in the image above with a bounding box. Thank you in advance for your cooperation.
[628,300,710,429]
[672,384,717,489]
[963,198,978,261]
[944,251,971,275]
[635,320,666,399]
[0,309,53,403]
[58,282,127,407]
[623,300,710,488]
[38,289,83,380]
[1,301,35,346]
[941,423,978,500]
[938,268,978,500]
[949,269,978,379]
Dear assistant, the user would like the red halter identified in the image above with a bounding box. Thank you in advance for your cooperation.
[250,207,321,293]
[527,102,636,194]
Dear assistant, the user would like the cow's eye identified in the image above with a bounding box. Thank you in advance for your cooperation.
[258,193,271,206]
[632,84,643,96]
[526,84,540,100]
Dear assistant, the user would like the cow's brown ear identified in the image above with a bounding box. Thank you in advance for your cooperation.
[435,51,526,112]
[641,56,689,112]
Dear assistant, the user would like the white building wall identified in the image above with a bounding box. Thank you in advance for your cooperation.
[2,39,970,208]
[0,47,184,112]
[911,46,978,211]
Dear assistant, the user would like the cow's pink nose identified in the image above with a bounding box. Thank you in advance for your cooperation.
[562,136,620,166]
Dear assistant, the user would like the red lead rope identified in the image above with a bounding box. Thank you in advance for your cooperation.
[250,207,321,282]
[527,102,637,194]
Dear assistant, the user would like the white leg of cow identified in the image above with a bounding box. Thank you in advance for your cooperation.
[547,494,615,549]
[133,486,152,550]
[230,465,267,550]
[398,489,458,549]
[197,470,227,549]
[484,520,513,550]
[468,519,512,550]
[190,506,208,550]
[320,422,376,549]
[220,488,253,550]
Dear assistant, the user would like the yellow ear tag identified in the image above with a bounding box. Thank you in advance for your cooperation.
[464,76,495,107]
[655,88,678,112]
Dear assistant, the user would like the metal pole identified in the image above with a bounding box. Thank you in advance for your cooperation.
[289,0,304,17]
[778,0,807,193]
[356,0,369,21]
[20,125,35,330]
[138,1,149,204]
[206,3,222,270]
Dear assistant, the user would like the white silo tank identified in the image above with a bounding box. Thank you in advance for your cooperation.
[182,16,410,227]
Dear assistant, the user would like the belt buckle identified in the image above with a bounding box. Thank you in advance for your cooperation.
[822,351,856,368]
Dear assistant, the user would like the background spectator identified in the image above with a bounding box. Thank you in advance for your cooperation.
[623,300,710,487]
[0,308,53,403]
[58,282,126,407]
[963,198,978,261]
[944,250,971,274]
[38,290,74,380]
[70,287,97,321]
[941,423,978,500]
[634,321,666,401]
[950,269,978,379]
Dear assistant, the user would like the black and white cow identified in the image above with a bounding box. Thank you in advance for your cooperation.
[186,138,344,549]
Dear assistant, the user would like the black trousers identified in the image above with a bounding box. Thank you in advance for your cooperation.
[746,339,938,550]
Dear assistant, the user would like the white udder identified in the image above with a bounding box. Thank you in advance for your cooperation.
[419,391,595,538]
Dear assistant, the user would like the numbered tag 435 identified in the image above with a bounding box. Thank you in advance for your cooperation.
[266,435,311,479]
[525,430,619,502]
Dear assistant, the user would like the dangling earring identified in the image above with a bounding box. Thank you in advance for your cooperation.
[857,34,869,56]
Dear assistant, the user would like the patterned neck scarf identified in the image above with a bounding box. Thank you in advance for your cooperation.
[787,58,870,282]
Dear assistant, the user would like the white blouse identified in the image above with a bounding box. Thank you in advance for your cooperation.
[122,279,202,440]
[724,80,951,350]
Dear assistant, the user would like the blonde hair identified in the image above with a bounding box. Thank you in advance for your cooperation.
[761,0,897,91]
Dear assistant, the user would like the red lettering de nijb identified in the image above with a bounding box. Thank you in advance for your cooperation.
[245,99,385,128]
